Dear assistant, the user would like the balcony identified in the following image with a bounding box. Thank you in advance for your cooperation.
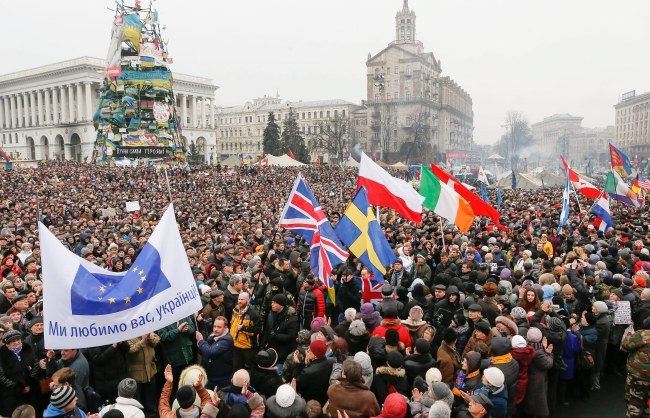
[371,121,381,131]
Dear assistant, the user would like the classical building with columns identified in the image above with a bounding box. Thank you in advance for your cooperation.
[615,90,650,160]
[0,57,218,162]
[363,0,474,163]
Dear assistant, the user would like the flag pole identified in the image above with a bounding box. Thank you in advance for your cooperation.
[439,217,446,253]
[577,189,606,228]
[163,168,174,205]
[570,183,583,214]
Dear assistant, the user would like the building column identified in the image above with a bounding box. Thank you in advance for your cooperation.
[191,96,197,128]
[67,85,75,123]
[76,83,83,122]
[59,87,68,123]
[3,97,9,129]
[21,93,29,127]
[36,90,44,126]
[30,92,36,127]
[44,88,52,125]
[0,96,4,129]
[10,94,17,129]
[85,82,93,121]
[209,98,215,128]
[16,94,23,128]
[181,94,187,128]
[197,97,203,128]
[51,88,59,125]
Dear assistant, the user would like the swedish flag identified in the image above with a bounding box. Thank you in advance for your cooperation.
[335,187,396,280]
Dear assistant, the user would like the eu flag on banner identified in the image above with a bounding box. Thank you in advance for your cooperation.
[70,243,171,315]
[39,203,202,349]
[335,187,396,280]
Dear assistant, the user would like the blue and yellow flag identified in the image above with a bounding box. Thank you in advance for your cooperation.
[609,143,633,177]
[334,187,396,280]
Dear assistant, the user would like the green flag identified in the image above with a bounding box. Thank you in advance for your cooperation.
[605,172,616,194]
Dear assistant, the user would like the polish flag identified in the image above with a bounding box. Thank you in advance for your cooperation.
[560,156,600,199]
[358,152,424,223]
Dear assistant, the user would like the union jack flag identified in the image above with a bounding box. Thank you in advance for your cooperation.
[362,276,384,305]
[280,174,349,285]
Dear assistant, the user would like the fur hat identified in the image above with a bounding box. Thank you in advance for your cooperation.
[526,327,543,343]
[117,378,137,398]
[296,329,312,345]
[348,319,367,336]
[176,385,197,409]
[483,367,505,388]
[275,384,296,408]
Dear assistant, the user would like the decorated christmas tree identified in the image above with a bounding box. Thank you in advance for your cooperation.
[93,0,186,165]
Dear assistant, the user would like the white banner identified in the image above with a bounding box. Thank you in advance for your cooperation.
[126,200,141,212]
[39,203,202,349]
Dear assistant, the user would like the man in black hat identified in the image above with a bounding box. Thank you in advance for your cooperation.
[248,348,282,399]
[260,293,298,375]
[200,289,226,330]
[388,259,412,289]
[336,267,362,315]
[0,330,38,416]
[376,284,405,318]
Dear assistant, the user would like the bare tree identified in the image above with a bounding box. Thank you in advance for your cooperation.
[310,114,352,163]
[402,110,433,164]
[501,110,531,171]
[379,103,397,162]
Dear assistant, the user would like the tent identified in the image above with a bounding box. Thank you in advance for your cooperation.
[487,153,504,161]
[344,156,360,168]
[391,161,408,171]
[220,155,241,168]
[259,154,306,167]
[498,170,565,190]
[374,160,389,168]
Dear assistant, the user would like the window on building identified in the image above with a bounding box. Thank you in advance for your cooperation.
[334,110,338,118]
[342,110,346,117]
[394,66,398,74]
[327,110,330,118]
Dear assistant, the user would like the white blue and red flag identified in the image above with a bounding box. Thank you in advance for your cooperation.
[280,173,349,285]
[591,192,613,232]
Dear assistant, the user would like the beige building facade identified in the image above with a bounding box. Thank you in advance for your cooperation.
[363,0,473,163]
[0,57,218,162]
[615,90,650,159]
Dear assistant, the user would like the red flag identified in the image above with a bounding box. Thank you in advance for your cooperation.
[430,163,506,231]
[560,156,600,199]
[288,149,296,160]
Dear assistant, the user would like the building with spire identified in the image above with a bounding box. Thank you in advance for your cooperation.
[362,0,474,164]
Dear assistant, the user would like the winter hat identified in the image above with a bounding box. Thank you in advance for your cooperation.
[386,350,404,368]
[50,386,76,409]
[511,306,527,320]
[593,301,608,314]
[584,312,597,326]
[541,285,555,302]
[359,303,376,316]
[271,293,288,307]
[117,378,138,398]
[634,276,647,288]
[310,317,326,332]
[275,384,296,408]
[380,393,407,418]
[495,316,518,336]
[176,385,197,409]
[500,268,512,279]
[415,338,430,355]
[199,284,211,295]
[353,351,372,371]
[425,368,443,386]
[29,317,44,327]
[483,367,505,388]
[202,402,219,418]
[296,329,312,345]
[483,282,498,297]
[309,340,327,358]
[547,317,565,331]
[474,321,491,336]
[344,308,357,322]
[383,306,399,319]
[319,325,336,342]
[443,327,458,344]
[348,319,367,336]
[491,337,511,356]
[430,381,452,401]
[2,330,22,344]
[526,327,543,343]
[381,284,393,296]
[612,288,624,300]
[408,305,424,322]
[511,335,527,349]
[257,348,278,368]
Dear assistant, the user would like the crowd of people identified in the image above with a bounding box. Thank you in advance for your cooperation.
[0,160,649,418]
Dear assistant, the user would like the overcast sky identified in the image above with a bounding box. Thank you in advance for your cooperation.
[2,0,649,144]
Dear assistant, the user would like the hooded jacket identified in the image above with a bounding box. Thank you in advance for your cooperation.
[510,344,535,405]
[43,404,87,418]
[99,397,145,418]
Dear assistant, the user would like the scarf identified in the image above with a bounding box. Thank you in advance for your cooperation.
[452,369,480,396]
[9,346,22,361]
[491,353,512,365]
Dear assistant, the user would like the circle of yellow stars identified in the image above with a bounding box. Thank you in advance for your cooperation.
[97,265,147,304]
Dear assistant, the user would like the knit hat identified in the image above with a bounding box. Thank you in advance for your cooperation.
[296,329,312,345]
[593,301,608,314]
[117,378,137,398]
[483,367,505,388]
[425,368,443,386]
[511,335,527,349]
[29,316,44,328]
[541,284,555,302]
[344,308,357,322]
[50,386,76,409]
[474,321,491,336]
[202,402,219,418]
[353,351,372,371]
[257,348,278,368]
[386,350,404,368]
[491,337,511,356]
[309,340,327,358]
[415,338,430,355]
[526,327,543,343]
[176,385,197,409]
[430,381,452,401]
[199,284,211,295]
[611,288,624,300]
[511,306,527,320]
[348,319,367,336]
[271,293,288,307]
[275,384,296,408]
[381,393,407,418]
[310,317,326,332]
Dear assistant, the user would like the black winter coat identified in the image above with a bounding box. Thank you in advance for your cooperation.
[260,307,299,363]
[249,367,282,399]
[88,342,130,400]
[403,353,436,388]
[295,357,333,406]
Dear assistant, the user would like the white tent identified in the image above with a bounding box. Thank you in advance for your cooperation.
[344,156,360,168]
[391,161,408,171]
[260,154,306,167]
[220,155,241,167]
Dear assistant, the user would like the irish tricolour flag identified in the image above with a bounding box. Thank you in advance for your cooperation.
[419,166,475,232]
